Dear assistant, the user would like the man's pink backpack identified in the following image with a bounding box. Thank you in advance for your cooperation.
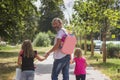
[60,29,77,54]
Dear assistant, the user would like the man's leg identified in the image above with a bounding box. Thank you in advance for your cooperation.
[52,59,64,80]
[62,55,70,80]
[52,55,70,80]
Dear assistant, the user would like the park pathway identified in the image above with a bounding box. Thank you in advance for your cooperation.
[34,54,111,80]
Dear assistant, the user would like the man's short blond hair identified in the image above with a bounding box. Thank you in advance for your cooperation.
[52,17,63,24]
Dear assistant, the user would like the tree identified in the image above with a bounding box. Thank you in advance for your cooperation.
[73,0,120,63]
[38,0,64,32]
[0,0,39,44]
[95,0,120,62]
[73,0,99,55]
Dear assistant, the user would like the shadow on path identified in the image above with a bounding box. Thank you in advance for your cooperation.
[34,54,111,80]
[35,63,53,74]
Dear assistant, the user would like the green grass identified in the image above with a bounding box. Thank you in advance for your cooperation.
[0,46,19,80]
[0,45,52,80]
[85,52,120,80]
[0,45,20,50]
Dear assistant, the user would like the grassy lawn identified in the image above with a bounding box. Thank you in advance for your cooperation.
[0,46,119,80]
[0,45,52,80]
[85,52,120,80]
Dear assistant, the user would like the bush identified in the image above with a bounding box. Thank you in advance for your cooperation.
[107,43,120,58]
[47,31,55,45]
[33,32,51,47]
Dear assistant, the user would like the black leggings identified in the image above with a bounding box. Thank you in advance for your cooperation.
[76,74,86,80]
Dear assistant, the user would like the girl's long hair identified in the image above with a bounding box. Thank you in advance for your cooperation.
[74,48,82,58]
[21,40,34,58]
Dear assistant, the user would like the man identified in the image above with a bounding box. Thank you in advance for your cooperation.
[45,17,70,80]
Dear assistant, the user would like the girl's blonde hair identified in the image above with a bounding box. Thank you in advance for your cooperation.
[21,40,34,58]
[74,48,82,58]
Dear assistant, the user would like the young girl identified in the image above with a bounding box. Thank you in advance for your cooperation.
[71,48,87,80]
[17,40,46,80]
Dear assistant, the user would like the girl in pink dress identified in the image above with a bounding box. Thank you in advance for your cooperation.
[71,48,87,80]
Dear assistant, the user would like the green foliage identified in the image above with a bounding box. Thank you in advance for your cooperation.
[0,0,39,44]
[47,31,55,45]
[33,32,51,47]
[103,9,119,27]
[107,43,120,58]
[38,0,64,32]
[73,1,100,36]
[76,40,82,48]
[73,0,120,62]
[73,0,120,38]
[0,44,20,51]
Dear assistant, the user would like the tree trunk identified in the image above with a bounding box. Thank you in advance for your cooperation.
[102,32,107,63]
[84,35,87,55]
[80,35,82,48]
[102,18,108,63]
[90,32,94,56]
[0,36,1,42]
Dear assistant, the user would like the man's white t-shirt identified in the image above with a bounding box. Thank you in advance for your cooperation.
[53,28,68,59]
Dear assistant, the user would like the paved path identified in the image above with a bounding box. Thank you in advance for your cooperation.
[34,54,111,80]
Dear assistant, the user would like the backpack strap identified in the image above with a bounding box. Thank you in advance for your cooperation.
[59,28,68,49]
[61,28,68,36]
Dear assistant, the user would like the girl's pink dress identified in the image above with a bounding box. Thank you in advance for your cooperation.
[74,57,86,75]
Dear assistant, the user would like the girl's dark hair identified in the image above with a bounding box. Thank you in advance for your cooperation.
[21,40,34,58]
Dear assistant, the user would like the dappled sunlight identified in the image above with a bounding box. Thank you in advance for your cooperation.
[0,62,17,80]
[35,64,53,74]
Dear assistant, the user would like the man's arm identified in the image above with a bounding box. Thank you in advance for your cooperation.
[44,38,61,57]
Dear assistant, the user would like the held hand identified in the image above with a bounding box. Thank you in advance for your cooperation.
[70,60,74,64]
[44,52,50,59]
[39,56,46,61]
[36,55,46,61]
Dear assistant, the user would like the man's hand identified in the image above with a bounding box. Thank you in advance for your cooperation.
[44,52,50,59]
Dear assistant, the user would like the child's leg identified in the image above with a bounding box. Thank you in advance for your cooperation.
[75,75,80,80]
[76,74,86,80]
[80,74,86,80]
